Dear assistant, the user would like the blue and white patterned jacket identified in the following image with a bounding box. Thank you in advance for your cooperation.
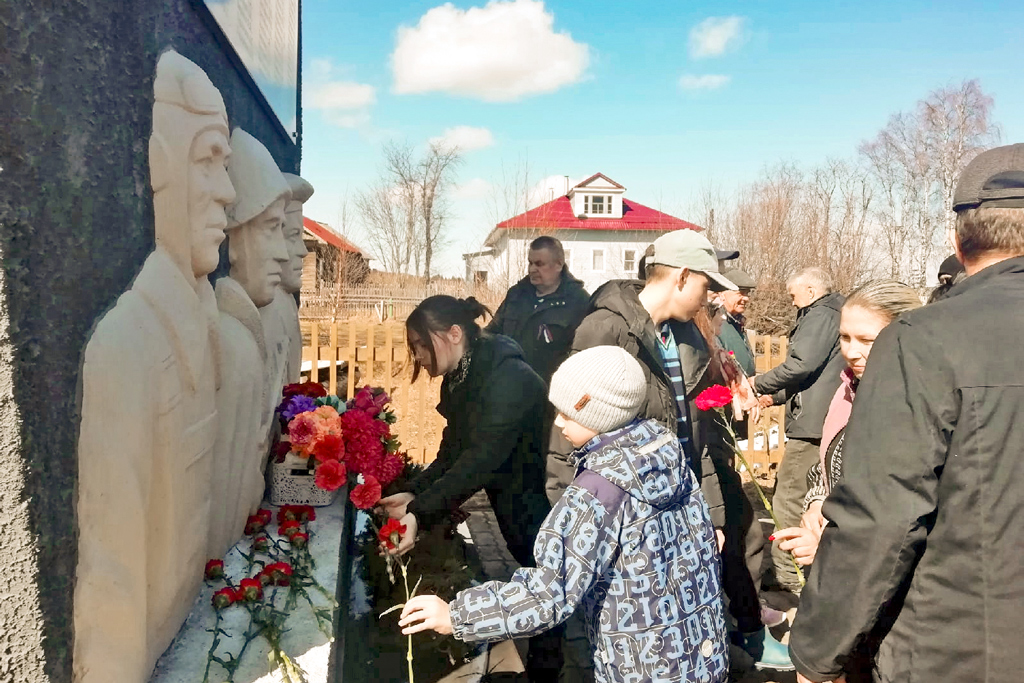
[449,418,729,683]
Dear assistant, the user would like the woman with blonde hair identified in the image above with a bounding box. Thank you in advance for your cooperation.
[775,279,923,565]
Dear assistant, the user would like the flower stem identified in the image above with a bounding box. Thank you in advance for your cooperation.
[721,412,806,587]
[400,560,415,683]
[201,610,223,683]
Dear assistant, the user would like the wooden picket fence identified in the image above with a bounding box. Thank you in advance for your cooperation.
[743,334,789,474]
[300,319,789,469]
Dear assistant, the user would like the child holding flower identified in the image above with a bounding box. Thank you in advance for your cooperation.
[398,346,729,683]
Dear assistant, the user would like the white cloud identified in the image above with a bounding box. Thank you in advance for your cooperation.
[391,0,590,102]
[453,177,493,200]
[430,126,495,152]
[304,59,376,129]
[679,74,731,90]
[308,82,377,110]
[689,16,746,59]
[322,110,372,129]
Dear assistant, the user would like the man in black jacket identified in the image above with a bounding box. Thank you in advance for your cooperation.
[789,144,1024,683]
[754,267,845,591]
[486,236,590,503]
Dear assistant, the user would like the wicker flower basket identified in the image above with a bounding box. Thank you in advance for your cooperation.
[268,452,339,507]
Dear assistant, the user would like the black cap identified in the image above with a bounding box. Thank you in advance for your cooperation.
[716,248,740,261]
[938,254,964,279]
[953,144,1024,212]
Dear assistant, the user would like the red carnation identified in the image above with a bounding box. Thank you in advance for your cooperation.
[378,453,406,486]
[378,518,407,550]
[239,577,263,602]
[283,381,328,399]
[212,586,237,610]
[695,384,734,411]
[315,459,347,491]
[277,504,316,523]
[312,433,345,463]
[253,535,269,552]
[204,559,224,580]
[244,515,265,536]
[262,562,293,586]
[272,441,292,463]
[278,520,301,539]
[349,475,382,510]
[256,508,273,525]
[290,531,309,548]
[341,409,387,476]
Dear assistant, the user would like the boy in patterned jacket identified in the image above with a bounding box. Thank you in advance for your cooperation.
[399,346,729,683]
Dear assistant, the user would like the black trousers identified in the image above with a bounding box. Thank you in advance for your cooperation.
[713,444,766,633]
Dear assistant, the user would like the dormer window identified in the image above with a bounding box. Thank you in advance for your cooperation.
[583,194,613,215]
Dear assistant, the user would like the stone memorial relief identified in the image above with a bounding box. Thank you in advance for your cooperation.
[261,172,312,388]
[74,50,234,683]
[207,128,291,558]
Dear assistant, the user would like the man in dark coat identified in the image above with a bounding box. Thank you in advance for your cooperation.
[486,236,590,504]
[486,236,590,382]
[754,267,845,591]
[789,143,1024,683]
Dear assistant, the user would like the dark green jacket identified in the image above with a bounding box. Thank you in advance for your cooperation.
[570,280,726,528]
[486,271,590,382]
[717,314,756,377]
[408,334,550,562]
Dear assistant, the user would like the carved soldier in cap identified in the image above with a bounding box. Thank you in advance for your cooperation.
[74,50,234,682]
[207,128,291,558]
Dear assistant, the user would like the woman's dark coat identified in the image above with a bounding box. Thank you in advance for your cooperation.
[407,333,550,565]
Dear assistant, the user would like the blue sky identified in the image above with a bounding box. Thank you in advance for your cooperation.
[298,0,1023,275]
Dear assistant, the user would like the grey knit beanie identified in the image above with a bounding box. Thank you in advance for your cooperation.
[549,346,647,434]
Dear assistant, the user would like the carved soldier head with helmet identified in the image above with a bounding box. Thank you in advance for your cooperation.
[225,129,291,308]
[150,49,236,283]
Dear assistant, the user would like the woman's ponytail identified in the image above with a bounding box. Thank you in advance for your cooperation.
[406,295,492,381]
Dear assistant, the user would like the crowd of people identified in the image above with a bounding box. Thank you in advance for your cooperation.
[380,142,1024,683]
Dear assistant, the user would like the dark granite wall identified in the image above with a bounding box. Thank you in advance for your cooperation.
[0,1,299,680]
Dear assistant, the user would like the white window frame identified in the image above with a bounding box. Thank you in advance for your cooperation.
[623,249,635,273]
[592,248,606,272]
[590,195,605,215]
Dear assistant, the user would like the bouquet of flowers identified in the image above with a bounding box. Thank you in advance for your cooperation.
[270,383,408,505]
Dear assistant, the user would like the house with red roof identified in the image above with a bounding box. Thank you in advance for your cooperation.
[464,173,703,293]
[301,216,369,292]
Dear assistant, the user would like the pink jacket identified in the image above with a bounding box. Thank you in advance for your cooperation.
[819,367,857,495]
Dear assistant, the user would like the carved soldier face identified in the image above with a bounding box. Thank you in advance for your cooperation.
[189,128,235,278]
[227,198,289,308]
[280,202,309,294]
